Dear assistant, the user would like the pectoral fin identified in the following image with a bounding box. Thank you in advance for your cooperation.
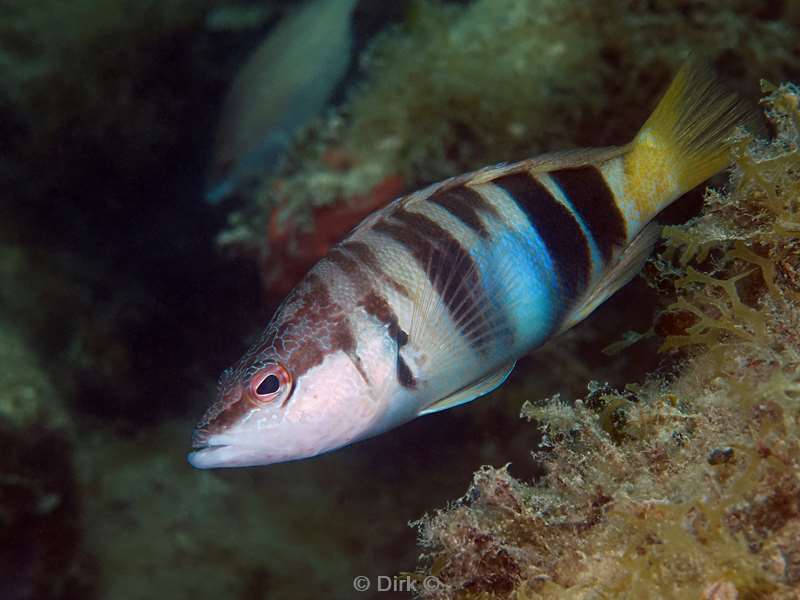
[419,361,516,416]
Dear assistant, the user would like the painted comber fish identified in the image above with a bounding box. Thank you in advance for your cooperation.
[190,60,755,468]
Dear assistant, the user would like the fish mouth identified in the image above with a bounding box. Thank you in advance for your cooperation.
[187,441,233,469]
[188,430,235,469]
[191,440,229,451]
[188,431,274,469]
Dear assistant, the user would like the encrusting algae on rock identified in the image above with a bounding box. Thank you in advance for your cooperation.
[412,83,800,599]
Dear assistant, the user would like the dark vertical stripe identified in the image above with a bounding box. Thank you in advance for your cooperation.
[493,171,591,306]
[339,241,380,272]
[327,248,371,290]
[360,291,404,347]
[340,241,410,298]
[373,208,502,351]
[397,355,416,389]
[284,272,356,380]
[428,185,498,238]
[549,166,627,263]
[325,249,380,385]
[359,290,415,389]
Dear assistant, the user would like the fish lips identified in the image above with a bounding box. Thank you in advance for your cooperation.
[187,443,234,469]
[188,430,236,469]
[188,431,282,469]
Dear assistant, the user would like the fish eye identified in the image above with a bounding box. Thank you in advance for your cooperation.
[249,363,292,404]
[257,375,280,395]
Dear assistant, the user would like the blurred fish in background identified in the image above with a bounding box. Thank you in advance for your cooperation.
[206,0,359,205]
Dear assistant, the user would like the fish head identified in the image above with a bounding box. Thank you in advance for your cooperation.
[188,272,401,468]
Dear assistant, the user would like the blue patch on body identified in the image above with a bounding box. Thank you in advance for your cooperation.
[471,224,559,354]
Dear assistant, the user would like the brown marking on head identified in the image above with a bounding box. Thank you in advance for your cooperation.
[288,339,326,380]
[194,382,246,441]
[197,269,361,434]
[360,289,403,342]
[279,272,355,380]
[331,323,355,354]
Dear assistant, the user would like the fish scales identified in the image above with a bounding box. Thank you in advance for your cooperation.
[189,59,758,468]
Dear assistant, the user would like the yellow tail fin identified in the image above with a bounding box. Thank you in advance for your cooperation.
[624,58,757,218]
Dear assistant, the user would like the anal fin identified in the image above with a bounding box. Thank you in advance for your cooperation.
[419,361,516,416]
